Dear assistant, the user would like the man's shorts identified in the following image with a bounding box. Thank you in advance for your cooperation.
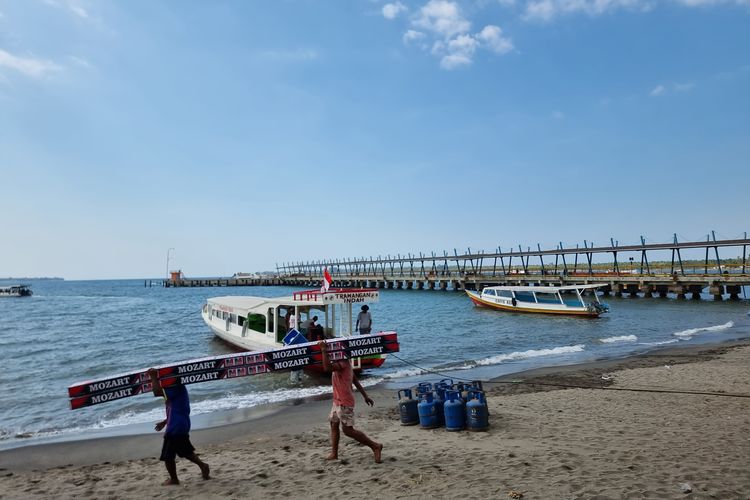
[329,404,355,427]
[359,327,372,335]
[160,434,195,461]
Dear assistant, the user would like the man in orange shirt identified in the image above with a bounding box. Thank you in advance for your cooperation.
[319,341,382,463]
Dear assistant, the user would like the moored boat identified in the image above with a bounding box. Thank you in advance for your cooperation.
[0,284,33,297]
[466,284,609,317]
[201,288,388,372]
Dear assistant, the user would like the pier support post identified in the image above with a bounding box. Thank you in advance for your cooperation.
[709,285,724,301]
[726,285,741,300]
[612,284,623,297]
[670,285,687,299]
[417,281,424,290]
[440,281,448,291]
[640,285,653,298]
[428,281,435,290]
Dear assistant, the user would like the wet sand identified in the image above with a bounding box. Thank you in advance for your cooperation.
[1,341,749,499]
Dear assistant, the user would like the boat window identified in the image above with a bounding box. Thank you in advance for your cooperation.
[497,290,513,298]
[268,308,275,334]
[229,314,237,324]
[514,291,536,303]
[535,292,562,304]
[484,289,496,296]
[238,316,245,327]
[246,313,265,333]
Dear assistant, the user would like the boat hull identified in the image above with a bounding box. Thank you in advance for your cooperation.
[466,290,601,317]
[202,312,386,372]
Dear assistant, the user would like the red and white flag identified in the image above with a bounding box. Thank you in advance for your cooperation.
[321,267,332,293]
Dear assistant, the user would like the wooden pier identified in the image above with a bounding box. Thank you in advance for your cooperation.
[276,233,750,300]
[164,276,283,288]
[160,233,750,300]
[276,271,748,300]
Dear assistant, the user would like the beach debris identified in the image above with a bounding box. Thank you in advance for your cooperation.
[664,365,672,370]
[507,489,524,499]
[679,482,692,493]
[601,373,613,381]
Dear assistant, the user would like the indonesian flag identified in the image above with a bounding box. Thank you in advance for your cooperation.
[321,267,332,293]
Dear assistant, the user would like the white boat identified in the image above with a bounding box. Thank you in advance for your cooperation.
[466,284,609,317]
[0,284,33,297]
[201,288,387,372]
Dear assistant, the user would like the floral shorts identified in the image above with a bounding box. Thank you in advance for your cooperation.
[329,404,355,427]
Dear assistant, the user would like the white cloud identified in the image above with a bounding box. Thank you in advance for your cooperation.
[69,4,89,19]
[403,29,427,44]
[44,0,90,19]
[521,0,749,22]
[69,55,92,69]
[413,0,471,37]
[440,53,473,69]
[382,2,408,19]
[476,25,514,54]
[391,1,514,69]
[522,0,654,22]
[673,81,694,92]
[649,84,665,96]
[0,49,61,78]
[675,0,750,5]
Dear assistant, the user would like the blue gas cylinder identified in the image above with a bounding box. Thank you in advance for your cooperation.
[416,382,433,398]
[443,390,465,431]
[456,382,472,403]
[397,389,419,426]
[417,393,439,429]
[433,384,447,427]
[438,378,454,388]
[465,390,489,432]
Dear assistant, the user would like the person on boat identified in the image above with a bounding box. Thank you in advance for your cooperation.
[301,315,320,339]
[285,308,297,332]
[148,368,210,486]
[355,305,372,335]
[308,316,325,341]
[318,341,382,463]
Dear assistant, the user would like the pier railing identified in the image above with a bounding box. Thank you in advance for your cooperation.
[275,233,749,299]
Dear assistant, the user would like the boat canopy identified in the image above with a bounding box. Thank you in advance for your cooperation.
[482,284,605,294]
[206,288,379,316]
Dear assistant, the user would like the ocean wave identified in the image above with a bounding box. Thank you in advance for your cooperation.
[599,335,638,343]
[472,344,586,367]
[382,368,429,379]
[638,339,680,346]
[672,321,734,339]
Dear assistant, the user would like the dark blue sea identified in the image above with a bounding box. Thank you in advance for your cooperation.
[1,279,748,449]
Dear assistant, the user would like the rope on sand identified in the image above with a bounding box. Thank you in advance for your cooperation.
[387,353,750,400]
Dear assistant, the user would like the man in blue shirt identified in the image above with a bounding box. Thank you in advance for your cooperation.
[148,369,210,485]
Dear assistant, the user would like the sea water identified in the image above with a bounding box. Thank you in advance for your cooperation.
[0,279,748,449]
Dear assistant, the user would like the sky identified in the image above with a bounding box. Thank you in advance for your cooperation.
[0,0,748,280]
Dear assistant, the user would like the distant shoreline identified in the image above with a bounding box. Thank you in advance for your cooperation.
[0,277,64,281]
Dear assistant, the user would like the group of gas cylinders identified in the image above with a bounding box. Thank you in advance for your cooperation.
[397,379,489,431]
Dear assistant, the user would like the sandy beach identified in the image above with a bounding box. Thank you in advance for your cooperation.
[1,341,749,499]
